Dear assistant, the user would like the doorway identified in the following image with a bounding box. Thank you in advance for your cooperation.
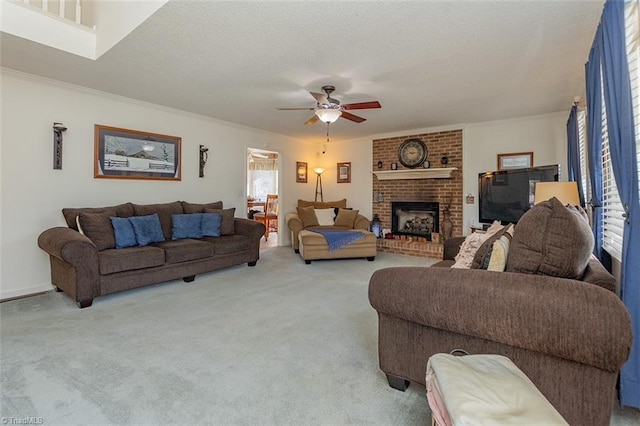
[247,148,279,246]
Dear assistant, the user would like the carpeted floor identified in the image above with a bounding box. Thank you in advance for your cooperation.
[1,246,639,425]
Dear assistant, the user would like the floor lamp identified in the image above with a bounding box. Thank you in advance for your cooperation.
[314,168,324,202]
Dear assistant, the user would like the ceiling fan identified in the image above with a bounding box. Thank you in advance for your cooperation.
[276,85,382,125]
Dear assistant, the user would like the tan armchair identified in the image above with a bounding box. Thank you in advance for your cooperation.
[286,199,371,252]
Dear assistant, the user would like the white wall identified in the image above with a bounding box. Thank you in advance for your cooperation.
[0,69,570,299]
[462,113,567,233]
[0,69,315,299]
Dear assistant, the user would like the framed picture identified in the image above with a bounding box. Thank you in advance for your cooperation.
[337,162,351,183]
[497,152,533,170]
[94,125,181,181]
[296,161,308,183]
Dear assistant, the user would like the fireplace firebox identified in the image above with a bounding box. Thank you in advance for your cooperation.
[392,201,440,240]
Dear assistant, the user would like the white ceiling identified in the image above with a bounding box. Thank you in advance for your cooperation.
[0,0,604,143]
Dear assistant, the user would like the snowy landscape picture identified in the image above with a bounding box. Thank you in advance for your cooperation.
[94,125,181,181]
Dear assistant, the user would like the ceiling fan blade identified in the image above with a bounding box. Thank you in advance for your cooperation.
[305,114,320,125]
[342,101,382,110]
[340,111,366,123]
[275,107,316,110]
[310,92,328,104]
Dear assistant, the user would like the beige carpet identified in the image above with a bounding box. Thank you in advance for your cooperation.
[1,246,638,425]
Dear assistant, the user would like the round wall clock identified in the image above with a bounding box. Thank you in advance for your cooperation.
[398,139,428,168]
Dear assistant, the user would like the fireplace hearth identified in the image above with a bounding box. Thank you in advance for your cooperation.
[392,201,440,240]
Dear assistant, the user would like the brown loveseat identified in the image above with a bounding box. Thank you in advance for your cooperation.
[38,201,265,308]
[285,199,376,263]
[368,198,632,425]
[285,199,371,252]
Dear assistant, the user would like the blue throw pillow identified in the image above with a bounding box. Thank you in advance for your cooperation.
[129,214,165,246]
[201,213,222,237]
[110,217,137,249]
[172,213,204,240]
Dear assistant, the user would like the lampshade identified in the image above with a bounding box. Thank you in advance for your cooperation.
[315,108,342,123]
[314,167,325,175]
[534,182,580,206]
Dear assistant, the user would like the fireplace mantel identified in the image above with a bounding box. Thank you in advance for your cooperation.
[373,167,457,180]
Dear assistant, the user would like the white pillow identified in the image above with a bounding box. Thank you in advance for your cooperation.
[314,208,335,226]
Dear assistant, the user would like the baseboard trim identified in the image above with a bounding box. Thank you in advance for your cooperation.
[1,285,53,302]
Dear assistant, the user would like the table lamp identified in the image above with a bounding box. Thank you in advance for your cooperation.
[534,182,580,206]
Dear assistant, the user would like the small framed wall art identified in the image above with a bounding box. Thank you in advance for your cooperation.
[337,162,351,183]
[296,161,308,183]
[497,152,533,170]
[94,125,181,181]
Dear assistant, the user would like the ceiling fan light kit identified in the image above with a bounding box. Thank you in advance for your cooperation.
[277,85,381,126]
[315,108,342,123]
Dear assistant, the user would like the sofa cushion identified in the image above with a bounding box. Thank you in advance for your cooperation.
[181,201,223,214]
[129,214,165,246]
[296,206,319,228]
[153,239,214,264]
[63,203,133,231]
[506,197,594,279]
[172,213,204,240]
[315,208,336,226]
[110,217,138,249]
[203,235,250,255]
[98,246,165,274]
[201,213,222,237]
[78,212,115,251]
[132,201,183,240]
[204,208,235,235]
[451,232,489,269]
[297,199,347,209]
[334,208,359,228]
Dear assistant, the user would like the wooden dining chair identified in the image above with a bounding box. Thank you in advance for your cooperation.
[253,194,278,240]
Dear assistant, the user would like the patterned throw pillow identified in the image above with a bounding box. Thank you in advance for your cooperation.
[486,226,514,272]
[471,224,514,271]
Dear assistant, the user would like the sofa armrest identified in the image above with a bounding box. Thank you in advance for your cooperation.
[369,267,632,372]
[286,213,304,250]
[234,218,266,262]
[37,227,100,305]
[443,236,465,260]
[354,214,370,230]
[38,227,97,263]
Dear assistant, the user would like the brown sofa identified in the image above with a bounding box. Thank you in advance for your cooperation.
[38,201,265,308]
[368,198,633,425]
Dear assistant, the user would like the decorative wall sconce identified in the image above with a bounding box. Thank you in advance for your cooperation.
[314,167,325,202]
[52,122,67,170]
[199,145,209,178]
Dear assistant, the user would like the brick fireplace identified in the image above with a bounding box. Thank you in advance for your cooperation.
[372,130,463,259]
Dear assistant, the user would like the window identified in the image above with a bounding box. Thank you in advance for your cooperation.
[600,0,640,261]
[577,108,589,204]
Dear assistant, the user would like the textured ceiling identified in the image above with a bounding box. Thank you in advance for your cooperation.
[0,0,604,143]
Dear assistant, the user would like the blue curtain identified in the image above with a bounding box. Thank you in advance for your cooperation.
[585,37,608,266]
[600,0,640,408]
[566,105,585,206]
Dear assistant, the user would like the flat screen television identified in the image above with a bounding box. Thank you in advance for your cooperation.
[478,164,560,224]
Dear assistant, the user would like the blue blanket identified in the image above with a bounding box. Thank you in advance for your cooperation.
[308,228,366,252]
